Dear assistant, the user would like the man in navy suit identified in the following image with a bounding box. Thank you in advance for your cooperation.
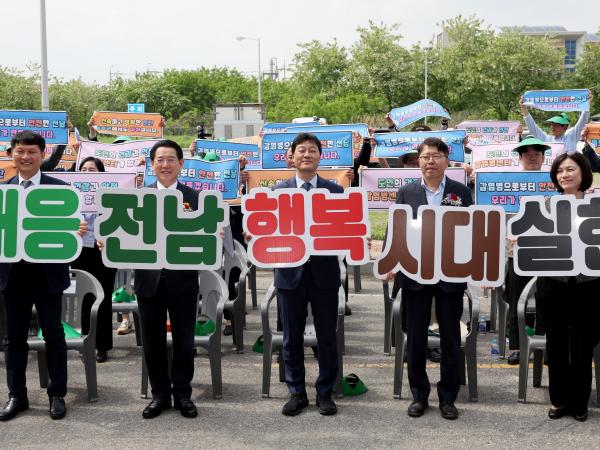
[273,133,343,416]
[134,140,201,419]
[0,131,86,421]
[386,137,472,420]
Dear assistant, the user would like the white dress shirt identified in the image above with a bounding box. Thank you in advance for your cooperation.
[18,170,42,186]
[295,174,317,190]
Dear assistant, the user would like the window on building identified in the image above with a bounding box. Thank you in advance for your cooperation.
[234,107,244,121]
[246,125,254,136]
[224,125,232,139]
[564,39,577,66]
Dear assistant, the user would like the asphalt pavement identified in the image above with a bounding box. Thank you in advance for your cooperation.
[0,269,598,449]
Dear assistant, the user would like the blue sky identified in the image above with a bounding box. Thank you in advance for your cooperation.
[6,0,599,84]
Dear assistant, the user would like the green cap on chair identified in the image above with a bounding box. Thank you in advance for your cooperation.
[336,373,368,396]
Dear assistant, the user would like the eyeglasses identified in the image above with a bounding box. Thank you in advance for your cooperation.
[154,158,179,165]
[418,154,446,162]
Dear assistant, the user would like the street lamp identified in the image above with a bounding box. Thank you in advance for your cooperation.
[423,46,432,124]
[39,0,49,111]
[236,36,261,104]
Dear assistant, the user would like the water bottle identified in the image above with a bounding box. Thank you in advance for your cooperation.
[479,315,487,334]
[490,339,500,361]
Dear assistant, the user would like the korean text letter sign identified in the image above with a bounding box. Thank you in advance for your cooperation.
[0,185,82,263]
[388,100,450,130]
[474,171,559,213]
[523,89,590,112]
[509,195,600,277]
[49,172,138,213]
[194,140,261,171]
[242,188,370,268]
[373,205,506,286]
[260,131,354,169]
[374,130,466,163]
[96,188,229,270]
[89,111,163,139]
[0,110,69,145]
[77,139,159,174]
[144,157,240,200]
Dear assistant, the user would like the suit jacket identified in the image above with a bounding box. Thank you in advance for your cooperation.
[0,173,71,293]
[392,176,473,293]
[273,175,343,290]
[134,182,200,299]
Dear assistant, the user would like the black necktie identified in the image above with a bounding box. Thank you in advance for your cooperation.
[20,180,33,189]
[301,182,312,191]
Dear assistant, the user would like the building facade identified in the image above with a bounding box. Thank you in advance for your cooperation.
[213,103,265,140]
[435,25,600,72]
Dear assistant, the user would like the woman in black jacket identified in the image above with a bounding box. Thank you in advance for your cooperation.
[537,152,600,421]
[70,157,118,362]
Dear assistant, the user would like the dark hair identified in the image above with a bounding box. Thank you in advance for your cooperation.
[516,145,546,155]
[290,132,322,155]
[150,139,183,161]
[10,131,45,152]
[78,156,106,172]
[411,124,432,132]
[550,152,593,193]
[417,137,449,156]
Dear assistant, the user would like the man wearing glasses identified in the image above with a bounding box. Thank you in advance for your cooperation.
[387,137,472,420]
[134,140,200,419]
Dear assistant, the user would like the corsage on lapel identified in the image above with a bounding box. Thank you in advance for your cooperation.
[183,201,192,212]
[441,193,462,206]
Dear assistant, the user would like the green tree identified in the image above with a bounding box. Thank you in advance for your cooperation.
[430,15,563,119]
[292,39,350,98]
[572,43,600,113]
[349,21,420,110]
[0,66,39,111]
[429,15,495,113]
[471,32,563,119]
[49,78,104,131]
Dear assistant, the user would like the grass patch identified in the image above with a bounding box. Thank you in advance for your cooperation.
[369,210,388,240]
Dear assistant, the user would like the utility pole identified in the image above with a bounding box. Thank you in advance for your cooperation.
[236,36,262,104]
[39,0,49,111]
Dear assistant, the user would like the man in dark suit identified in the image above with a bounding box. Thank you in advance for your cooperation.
[273,133,343,416]
[0,131,87,421]
[134,140,200,419]
[386,137,472,420]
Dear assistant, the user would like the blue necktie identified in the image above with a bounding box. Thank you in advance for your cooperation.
[301,182,312,191]
[20,180,33,189]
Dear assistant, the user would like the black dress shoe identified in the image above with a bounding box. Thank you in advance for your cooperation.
[142,398,172,419]
[174,398,198,418]
[344,304,352,316]
[439,402,459,420]
[49,396,67,420]
[316,395,337,416]
[96,350,108,363]
[574,411,588,422]
[282,392,309,416]
[0,397,29,421]
[407,400,428,417]
[507,351,520,365]
[427,348,441,363]
[548,407,567,419]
